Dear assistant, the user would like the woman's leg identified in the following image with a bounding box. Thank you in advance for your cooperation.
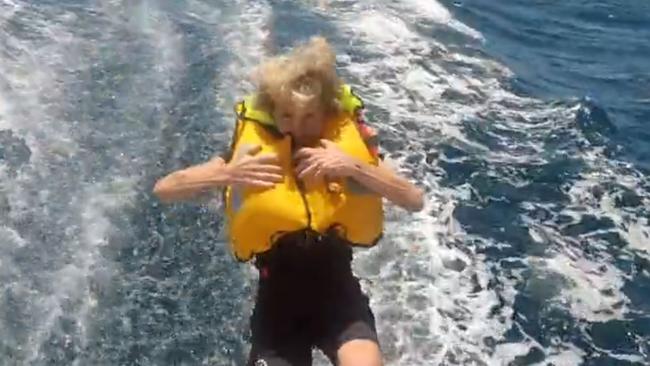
[336,338,382,366]
[247,273,313,366]
[314,260,383,366]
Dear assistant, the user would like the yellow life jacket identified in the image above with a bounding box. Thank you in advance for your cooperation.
[224,85,384,261]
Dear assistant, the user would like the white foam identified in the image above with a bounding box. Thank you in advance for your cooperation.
[576,163,650,261]
[546,131,650,320]
[185,0,223,25]
[0,0,22,23]
[0,7,82,162]
[351,195,520,365]
[522,202,631,324]
[323,2,523,363]
[98,0,185,104]
[354,12,419,46]
[493,341,535,365]
[21,181,135,364]
[144,5,185,90]
[541,254,628,322]
[213,0,271,113]
[402,66,446,100]
[626,220,650,253]
[531,343,586,366]
[0,0,191,362]
[399,0,484,40]
[0,91,8,129]
[403,0,453,24]
[450,53,513,79]
[341,5,560,166]
[320,0,650,363]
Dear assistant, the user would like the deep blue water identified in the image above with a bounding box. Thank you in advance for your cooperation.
[0,0,649,365]
[448,0,650,172]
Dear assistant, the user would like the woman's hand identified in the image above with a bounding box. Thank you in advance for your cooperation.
[152,145,282,203]
[294,139,354,181]
[294,140,424,211]
[226,144,284,188]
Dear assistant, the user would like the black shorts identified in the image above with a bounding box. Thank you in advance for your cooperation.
[247,231,379,366]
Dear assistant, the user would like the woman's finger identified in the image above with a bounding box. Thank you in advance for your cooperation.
[295,157,317,177]
[243,179,275,188]
[303,166,324,186]
[248,172,284,183]
[252,153,281,165]
[294,147,318,160]
[230,176,270,188]
[252,164,283,174]
[311,166,325,181]
[297,162,320,180]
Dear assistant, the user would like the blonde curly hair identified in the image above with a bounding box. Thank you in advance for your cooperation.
[252,36,342,117]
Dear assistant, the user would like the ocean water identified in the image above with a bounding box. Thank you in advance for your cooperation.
[1,0,648,365]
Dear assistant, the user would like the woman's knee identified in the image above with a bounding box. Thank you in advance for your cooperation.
[337,339,383,366]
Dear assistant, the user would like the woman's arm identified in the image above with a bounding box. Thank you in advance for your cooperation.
[153,145,283,203]
[294,140,425,212]
[153,157,230,203]
[347,158,424,212]
[348,110,424,210]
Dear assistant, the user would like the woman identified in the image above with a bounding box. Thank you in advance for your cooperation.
[154,37,424,366]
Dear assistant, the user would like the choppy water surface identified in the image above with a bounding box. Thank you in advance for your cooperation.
[1,0,649,365]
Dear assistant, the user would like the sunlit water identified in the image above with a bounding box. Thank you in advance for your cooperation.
[1,0,649,365]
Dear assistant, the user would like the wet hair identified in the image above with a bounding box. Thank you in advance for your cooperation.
[252,36,342,118]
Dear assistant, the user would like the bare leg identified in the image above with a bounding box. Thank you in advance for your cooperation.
[337,339,383,366]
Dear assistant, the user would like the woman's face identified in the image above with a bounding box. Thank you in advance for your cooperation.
[273,97,326,146]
